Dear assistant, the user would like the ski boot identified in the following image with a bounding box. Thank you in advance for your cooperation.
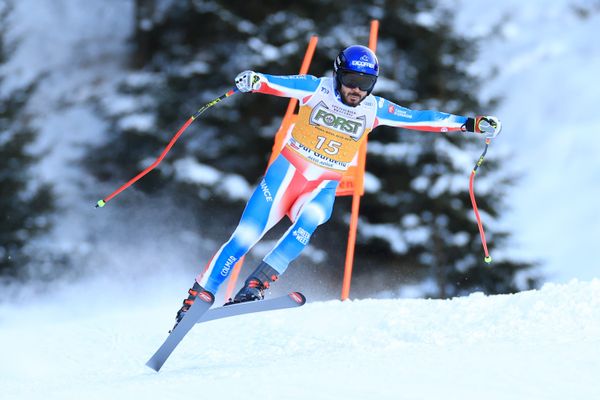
[171,281,205,331]
[226,261,279,305]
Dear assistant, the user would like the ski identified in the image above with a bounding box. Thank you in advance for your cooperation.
[145,290,214,372]
[146,292,305,372]
[196,291,306,324]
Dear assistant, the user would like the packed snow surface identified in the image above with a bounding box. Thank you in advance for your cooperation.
[2,278,599,400]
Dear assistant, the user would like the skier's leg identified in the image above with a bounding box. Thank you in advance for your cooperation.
[263,179,338,273]
[174,156,304,324]
[233,180,338,302]
[197,155,301,294]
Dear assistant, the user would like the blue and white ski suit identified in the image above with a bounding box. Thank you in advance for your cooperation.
[198,73,470,294]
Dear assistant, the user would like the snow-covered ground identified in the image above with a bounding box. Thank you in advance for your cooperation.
[3,2,600,398]
[1,278,599,400]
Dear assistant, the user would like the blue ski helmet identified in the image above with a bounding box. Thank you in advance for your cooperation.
[333,45,379,94]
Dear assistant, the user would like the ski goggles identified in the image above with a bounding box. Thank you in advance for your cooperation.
[338,71,377,91]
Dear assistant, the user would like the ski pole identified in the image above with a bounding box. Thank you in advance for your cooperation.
[96,88,238,208]
[469,138,492,263]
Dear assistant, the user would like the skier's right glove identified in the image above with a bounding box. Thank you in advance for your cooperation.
[463,115,502,139]
[235,70,261,93]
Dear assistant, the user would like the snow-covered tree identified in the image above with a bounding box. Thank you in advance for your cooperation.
[0,2,54,279]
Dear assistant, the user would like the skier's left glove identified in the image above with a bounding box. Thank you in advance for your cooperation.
[235,70,261,93]
[463,116,502,139]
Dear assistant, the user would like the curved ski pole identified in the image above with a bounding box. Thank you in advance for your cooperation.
[96,88,238,208]
[469,138,492,263]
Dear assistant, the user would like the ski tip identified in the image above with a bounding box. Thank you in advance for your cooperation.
[145,359,161,372]
[289,292,306,305]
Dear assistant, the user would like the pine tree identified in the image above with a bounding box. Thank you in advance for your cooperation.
[86,0,538,297]
[0,2,54,280]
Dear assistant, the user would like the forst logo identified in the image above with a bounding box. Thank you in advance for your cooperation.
[310,102,366,139]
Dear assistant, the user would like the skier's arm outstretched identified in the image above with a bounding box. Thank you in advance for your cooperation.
[235,70,321,100]
[373,96,502,138]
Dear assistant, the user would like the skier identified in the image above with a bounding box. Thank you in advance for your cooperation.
[175,45,501,324]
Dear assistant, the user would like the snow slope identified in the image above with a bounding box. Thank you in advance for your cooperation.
[3,3,600,398]
[1,279,599,400]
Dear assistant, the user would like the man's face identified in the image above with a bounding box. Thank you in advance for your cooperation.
[340,84,367,107]
[337,71,376,107]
